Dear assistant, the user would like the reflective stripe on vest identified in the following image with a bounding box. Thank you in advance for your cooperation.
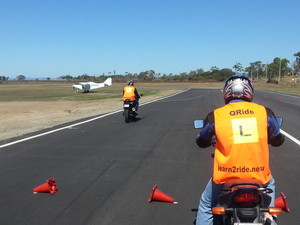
[213,102,271,185]
[123,86,136,101]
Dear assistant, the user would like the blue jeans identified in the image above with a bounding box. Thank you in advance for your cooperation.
[196,177,275,225]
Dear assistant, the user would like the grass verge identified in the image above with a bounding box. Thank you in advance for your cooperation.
[0,81,299,102]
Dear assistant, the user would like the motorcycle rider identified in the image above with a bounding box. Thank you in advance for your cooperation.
[123,80,141,114]
[195,74,285,225]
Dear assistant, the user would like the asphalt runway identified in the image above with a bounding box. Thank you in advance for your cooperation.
[0,89,299,225]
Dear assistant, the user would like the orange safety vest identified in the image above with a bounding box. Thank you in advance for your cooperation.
[213,102,271,185]
[123,86,136,101]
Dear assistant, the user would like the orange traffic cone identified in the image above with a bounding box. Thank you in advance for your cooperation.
[275,192,290,213]
[33,177,58,195]
[148,184,178,204]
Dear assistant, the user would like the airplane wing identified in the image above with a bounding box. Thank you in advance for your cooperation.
[89,82,105,90]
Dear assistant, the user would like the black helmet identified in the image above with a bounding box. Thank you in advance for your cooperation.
[127,80,134,86]
[223,74,253,104]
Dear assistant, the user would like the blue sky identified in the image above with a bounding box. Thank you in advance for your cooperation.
[1,0,299,79]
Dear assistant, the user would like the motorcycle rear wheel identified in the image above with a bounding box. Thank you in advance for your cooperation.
[124,109,130,123]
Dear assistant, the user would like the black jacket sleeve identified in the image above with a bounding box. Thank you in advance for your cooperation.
[134,88,140,99]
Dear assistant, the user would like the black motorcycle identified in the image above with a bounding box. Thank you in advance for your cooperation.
[123,99,137,123]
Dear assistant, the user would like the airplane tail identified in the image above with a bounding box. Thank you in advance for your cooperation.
[104,78,112,86]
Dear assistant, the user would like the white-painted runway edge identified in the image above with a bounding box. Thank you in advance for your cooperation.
[280,129,300,146]
[0,90,189,149]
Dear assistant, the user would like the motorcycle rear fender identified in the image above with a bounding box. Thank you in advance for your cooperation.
[123,99,133,107]
[217,186,272,208]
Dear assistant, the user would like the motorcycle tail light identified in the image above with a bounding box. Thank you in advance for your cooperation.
[233,193,260,207]
[212,207,226,215]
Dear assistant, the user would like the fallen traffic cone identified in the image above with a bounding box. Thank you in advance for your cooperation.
[275,192,290,213]
[148,184,178,204]
[33,177,58,195]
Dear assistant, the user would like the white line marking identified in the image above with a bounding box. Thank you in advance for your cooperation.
[0,90,189,149]
[258,90,300,99]
[280,129,300,146]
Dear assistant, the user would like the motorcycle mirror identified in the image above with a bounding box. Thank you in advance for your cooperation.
[194,120,204,129]
[276,117,283,127]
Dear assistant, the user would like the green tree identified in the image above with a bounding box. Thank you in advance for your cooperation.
[293,52,300,75]
[0,76,9,81]
[245,61,262,81]
[213,68,234,81]
[16,75,26,80]
[76,73,92,80]
[267,57,290,81]
[261,64,268,80]
[245,63,255,80]
[233,62,243,72]
[147,70,156,80]
[210,66,219,72]
[137,70,156,81]
[59,75,73,80]
[253,61,262,81]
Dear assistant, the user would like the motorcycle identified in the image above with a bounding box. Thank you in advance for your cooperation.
[123,94,143,123]
[194,118,290,225]
[123,99,138,123]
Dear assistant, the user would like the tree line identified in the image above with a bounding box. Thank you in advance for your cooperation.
[59,51,300,83]
[2,52,300,82]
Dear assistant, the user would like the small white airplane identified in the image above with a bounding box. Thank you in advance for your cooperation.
[72,78,112,93]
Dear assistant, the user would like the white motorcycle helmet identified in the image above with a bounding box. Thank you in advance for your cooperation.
[223,75,254,104]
